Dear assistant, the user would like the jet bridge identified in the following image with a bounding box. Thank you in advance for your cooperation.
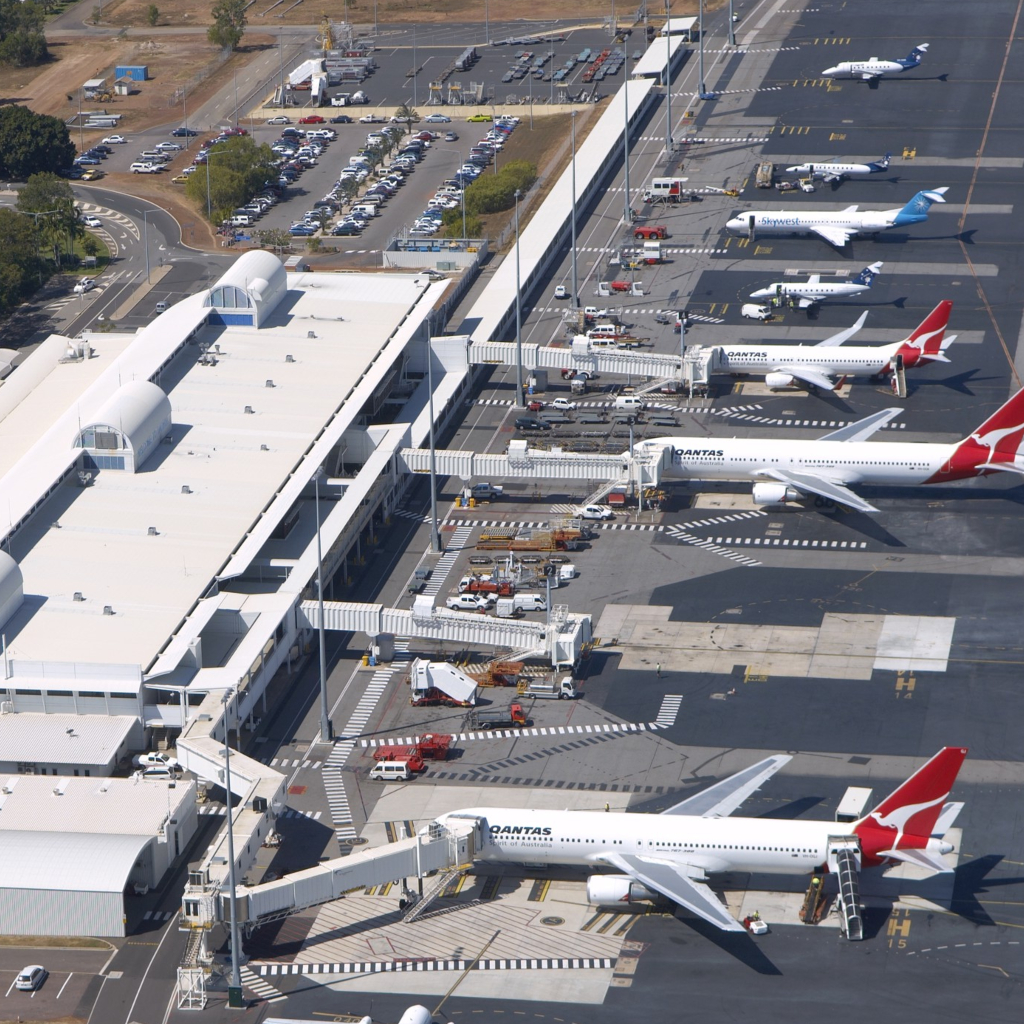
[468,338,683,382]
[228,818,482,933]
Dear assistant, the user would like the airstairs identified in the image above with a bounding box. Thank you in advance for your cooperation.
[402,865,468,923]
[828,836,864,941]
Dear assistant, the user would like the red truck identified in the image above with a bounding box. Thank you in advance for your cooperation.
[372,746,426,772]
[633,225,668,240]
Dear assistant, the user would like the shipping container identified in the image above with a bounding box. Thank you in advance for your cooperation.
[115,65,149,81]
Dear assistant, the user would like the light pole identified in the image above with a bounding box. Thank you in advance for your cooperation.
[699,0,708,97]
[570,110,578,308]
[484,0,489,44]
[220,691,243,1009]
[514,188,524,407]
[623,51,631,224]
[426,335,441,553]
[729,0,736,46]
[665,0,673,152]
[313,467,332,742]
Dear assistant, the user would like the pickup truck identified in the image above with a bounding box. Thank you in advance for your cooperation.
[469,482,503,500]
[573,504,614,520]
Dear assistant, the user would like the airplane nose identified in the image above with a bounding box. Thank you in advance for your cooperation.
[726,218,742,233]
[822,67,837,77]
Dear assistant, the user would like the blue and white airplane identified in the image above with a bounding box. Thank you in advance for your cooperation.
[750,261,883,308]
[725,188,948,248]
[786,154,891,184]
[823,44,929,80]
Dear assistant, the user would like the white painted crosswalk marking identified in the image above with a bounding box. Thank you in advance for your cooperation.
[241,964,286,1003]
[654,695,683,728]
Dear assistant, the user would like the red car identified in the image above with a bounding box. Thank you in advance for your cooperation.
[299,115,325,125]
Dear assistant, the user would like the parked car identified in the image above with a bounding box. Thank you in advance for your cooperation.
[446,593,494,611]
[81,215,102,228]
[15,966,47,992]
[266,115,291,125]
[573,504,614,520]
[102,134,128,144]
[554,285,568,299]
[467,113,493,122]
[133,751,180,769]
[155,141,182,152]
[359,113,385,123]
[515,416,552,431]
[332,223,362,235]
[444,131,459,142]
[299,114,325,124]
[423,113,452,123]
[550,397,578,411]
[73,277,96,294]
[79,168,103,181]
[330,114,353,124]
[171,126,199,136]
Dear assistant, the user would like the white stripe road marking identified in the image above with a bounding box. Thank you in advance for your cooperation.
[255,957,616,974]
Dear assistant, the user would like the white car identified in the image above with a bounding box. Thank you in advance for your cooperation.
[155,141,182,152]
[446,593,493,611]
[267,115,291,125]
[133,765,181,781]
[133,751,180,769]
[15,966,47,991]
[573,504,614,520]
[73,277,96,294]
[554,285,568,300]
[81,215,101,228]
[423,113,452,123]
[102,134,127,144]
[550,397,578,411]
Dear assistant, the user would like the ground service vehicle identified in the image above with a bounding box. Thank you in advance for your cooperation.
[741,303,773,320]
[470,703,527,728]
[477,527,582,551]
[756,161,775,188]
[369,761,412,781]
[469,482,503,500]
[520,677,577,700]
[645,177,688,203]
[634,225,668,239]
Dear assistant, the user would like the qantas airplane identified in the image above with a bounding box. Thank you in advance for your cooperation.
[435,748,966,933]
[749,261,883,308]
[712,300,955,392]
[725,188,948,248]
[822,44,930,80]
[633,378,1024,513]
[785,154,891,184]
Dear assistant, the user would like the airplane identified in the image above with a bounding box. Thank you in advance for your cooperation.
[713,300,956,392]
[822,43,930,80]
[785,154,891,184]
[634,376,1024,513]
[725,188,948,248]
[749,260,883,308]
[434,747,967,934]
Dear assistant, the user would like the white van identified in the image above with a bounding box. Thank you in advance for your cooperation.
[351,203,379,218]
[741,303,773,321]
[589,337,623,350]
[614,395,646,412]
[513,592,548,612]
[133,765,180,781]
[587,324,622,339]
[369,761,412,781]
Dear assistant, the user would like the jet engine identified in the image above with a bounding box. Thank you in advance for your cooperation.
[764,371,796,390]
[586,874,659,905]
[752,483,802,505]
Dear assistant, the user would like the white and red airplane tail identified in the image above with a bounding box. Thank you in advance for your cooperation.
[928,387,1024,483]
[894,300,955,367]
[853,747,967,871]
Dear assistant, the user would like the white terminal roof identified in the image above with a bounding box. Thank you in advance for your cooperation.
[0,775,195,892]
[0,712,136,766]
[1,259,441,672]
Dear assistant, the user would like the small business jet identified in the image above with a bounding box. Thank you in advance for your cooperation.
[434,748,967,934]
[822,44,929,80]
[725,187,948,248]
[750,261,883,308]
[786,154,891,184]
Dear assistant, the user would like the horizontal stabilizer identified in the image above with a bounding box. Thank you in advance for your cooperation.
[662,755,791,818]
[818,311,869,348]
[601,852,745,932]
[878,847,954,875]
[819,408,902,442]
[933,801,964,836]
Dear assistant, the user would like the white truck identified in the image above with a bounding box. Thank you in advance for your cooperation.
[573,504,614,520]
[521,677,577,700]
[468,482,503,501]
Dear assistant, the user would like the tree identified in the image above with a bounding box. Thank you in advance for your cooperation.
[440,208,482,240]
[208,0,247,51]
[17,171,77,268]
[0,207,45,314]
[183,136,276,222]
[393,103,419,128]
[82,234,100,259]
[146,4,160,26]
[0,0,49,67]
[258,228,291,254]
[0,107,76,180]
[337,177,359,206]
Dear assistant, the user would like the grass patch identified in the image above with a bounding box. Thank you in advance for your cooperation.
[0,935,112,949]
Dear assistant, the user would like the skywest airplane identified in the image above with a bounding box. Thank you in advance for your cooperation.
[725,188,948,248]
[635,376,1024,513]
[749,261,883,308]
[785,154,891,184]
[822,43,930,80]
[714,300,955,392]
[435,748,967,934]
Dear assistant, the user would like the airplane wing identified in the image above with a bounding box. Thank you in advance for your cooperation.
[822,171,842,182]
[816,311,869,347]
[797,297,816,308]
[760,468,879,513]
[819,408,901,442]
[661,755,792,818]
[810,224,854,247]
[860,70,884,80]
[600,851,746,932]
[774,365,840,391]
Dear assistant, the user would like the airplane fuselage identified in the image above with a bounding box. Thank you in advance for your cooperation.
[750,282,869,302]
[643,436,958,488]
[727,210,894,238]
[449,807,835,876]
[716,342,901,377]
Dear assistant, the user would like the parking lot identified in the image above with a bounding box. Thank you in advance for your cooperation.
[0,947,110,1022]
